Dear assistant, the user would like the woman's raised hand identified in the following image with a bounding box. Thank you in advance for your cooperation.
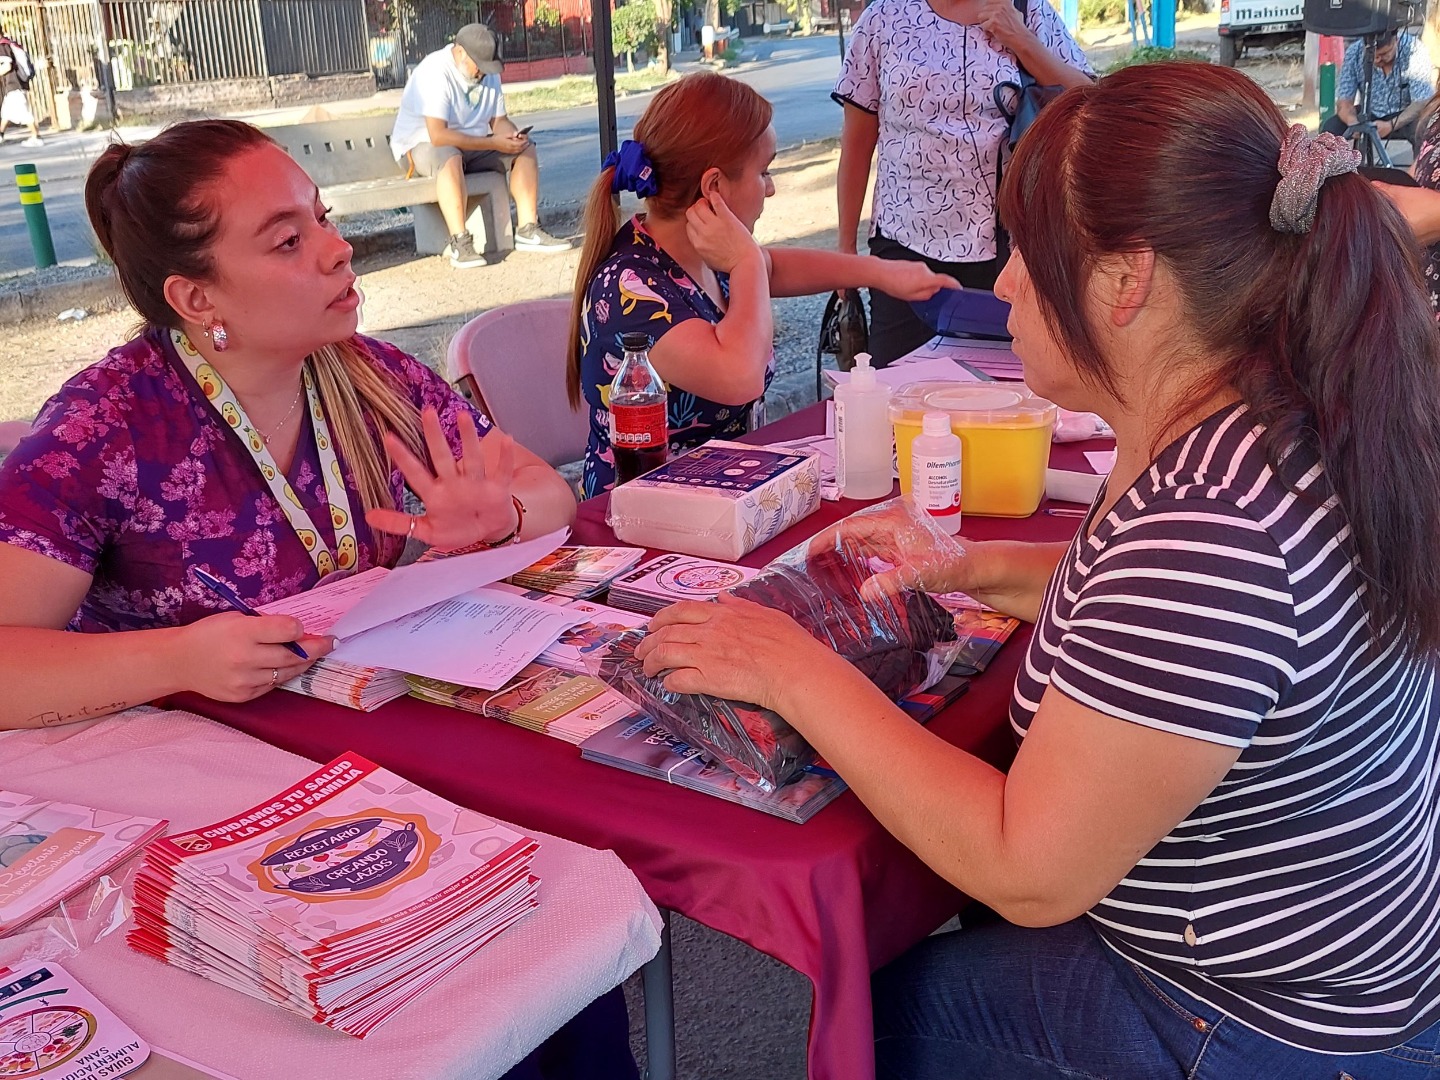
[877,261,963,302]
[366,408,520,551]
[685,190,764,274]
[173,611,331,702]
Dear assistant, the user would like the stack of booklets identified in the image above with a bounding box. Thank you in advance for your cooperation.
[128,754,539,1037]
[507,545,646,599]
[278,658,412,712]
[606,554,760,616]
[0,792,167,935]
[580,670,971,823]
[407,663,639,745]
[489,584,649,674]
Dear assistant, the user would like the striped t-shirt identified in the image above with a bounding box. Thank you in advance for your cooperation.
[1011,402,1440,1053]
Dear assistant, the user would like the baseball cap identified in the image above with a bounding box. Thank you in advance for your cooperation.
[454,23,503,75]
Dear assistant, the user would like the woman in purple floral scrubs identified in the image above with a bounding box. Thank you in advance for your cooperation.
[0,120,577,731]
[565,73,959,497]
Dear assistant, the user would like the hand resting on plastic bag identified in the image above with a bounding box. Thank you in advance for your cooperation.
[592,498,967,792]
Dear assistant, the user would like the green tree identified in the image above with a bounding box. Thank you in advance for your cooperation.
[612,0,659,72]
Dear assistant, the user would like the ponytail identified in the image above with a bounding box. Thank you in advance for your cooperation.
[1000,62,1440,658]
[567,166,623,409]
[1239,174,1440,654]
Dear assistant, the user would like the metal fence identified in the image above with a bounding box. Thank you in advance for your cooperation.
[0,0,370,114]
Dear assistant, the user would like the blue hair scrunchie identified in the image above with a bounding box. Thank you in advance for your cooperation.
[603,140,659,198]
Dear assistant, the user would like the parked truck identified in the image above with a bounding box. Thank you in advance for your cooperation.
[1217,0,1305,65]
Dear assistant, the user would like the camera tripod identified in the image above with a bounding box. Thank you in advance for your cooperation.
[1344,34,1401,167]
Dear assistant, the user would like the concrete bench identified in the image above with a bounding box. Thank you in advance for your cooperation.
[265,115,515,258]
[762,19,794,33]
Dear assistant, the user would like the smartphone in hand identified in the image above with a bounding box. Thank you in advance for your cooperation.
[517,124,534,136]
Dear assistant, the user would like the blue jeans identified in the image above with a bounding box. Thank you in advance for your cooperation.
[873,916,1440,1079]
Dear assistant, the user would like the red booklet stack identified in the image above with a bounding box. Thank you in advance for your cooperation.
[128,753,539,1037]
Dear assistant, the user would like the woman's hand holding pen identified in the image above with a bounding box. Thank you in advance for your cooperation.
[171,612,332,701]
[367,409,521,551]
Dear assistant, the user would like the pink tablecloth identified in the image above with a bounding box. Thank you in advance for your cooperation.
[173,403,1107,1080]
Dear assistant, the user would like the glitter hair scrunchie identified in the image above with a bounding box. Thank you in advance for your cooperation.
[1270,124,1361,235]
[603,139,659,198]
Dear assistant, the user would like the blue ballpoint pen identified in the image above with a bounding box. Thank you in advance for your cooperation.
[191,567,309,659]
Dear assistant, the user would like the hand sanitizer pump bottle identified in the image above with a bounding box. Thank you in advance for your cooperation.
[834,352,894,500]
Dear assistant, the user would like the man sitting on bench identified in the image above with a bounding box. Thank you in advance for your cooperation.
[391,23,569,268]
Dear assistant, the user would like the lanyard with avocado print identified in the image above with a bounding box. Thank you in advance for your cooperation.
[171,329,359,578]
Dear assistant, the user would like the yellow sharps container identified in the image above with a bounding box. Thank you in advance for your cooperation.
[890,382,1058,517]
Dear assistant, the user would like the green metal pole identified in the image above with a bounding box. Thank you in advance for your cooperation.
[14,164,56,269]
[1319,62,1337,126]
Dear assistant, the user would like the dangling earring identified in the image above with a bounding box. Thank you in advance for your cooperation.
[204,320,229,352]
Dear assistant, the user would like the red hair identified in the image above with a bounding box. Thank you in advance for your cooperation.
[566,73,773,407]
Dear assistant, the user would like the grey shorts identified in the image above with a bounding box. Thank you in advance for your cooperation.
[407,143,514,177]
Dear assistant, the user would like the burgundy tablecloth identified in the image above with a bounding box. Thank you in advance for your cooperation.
[172,404,1107,1080]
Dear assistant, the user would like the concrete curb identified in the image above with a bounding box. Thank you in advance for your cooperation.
[0,271,125,328]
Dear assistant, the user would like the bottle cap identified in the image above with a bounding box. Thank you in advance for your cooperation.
[922,412,953,438]
[620,332,653,352]
[850,351,876,390]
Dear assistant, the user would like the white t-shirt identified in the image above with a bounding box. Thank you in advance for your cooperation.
[391,48,507,160]
[833,0,1091,262]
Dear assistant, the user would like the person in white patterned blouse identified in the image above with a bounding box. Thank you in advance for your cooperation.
[833,0,1091,365]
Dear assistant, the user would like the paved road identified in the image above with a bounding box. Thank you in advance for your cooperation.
[0,35,844,277]
[523,34,846,212]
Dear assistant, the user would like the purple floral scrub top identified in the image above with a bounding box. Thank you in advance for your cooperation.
[0,327,489,632]
[577,216,776,497]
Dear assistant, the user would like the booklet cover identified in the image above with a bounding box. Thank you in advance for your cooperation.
[0,960,150,1079]
[488,585,650,673]
[142,754,535,953]
[508,546,646,599]
[935,593,1023,676]
[607,554,760,616]
[408,665,639,745]
[0,794,167,936]
[580,671,971,823]
[581,716,846,824]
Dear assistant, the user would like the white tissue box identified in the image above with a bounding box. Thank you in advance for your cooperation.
[607,440,822,561]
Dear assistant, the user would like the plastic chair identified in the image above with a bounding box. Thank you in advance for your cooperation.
[0,420,31,458]
[445,299,589,469]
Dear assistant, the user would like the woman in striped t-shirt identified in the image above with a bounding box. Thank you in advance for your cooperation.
[635,62,1440,1077]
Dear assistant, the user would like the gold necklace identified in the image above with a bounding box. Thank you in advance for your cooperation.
[260,386,305,446]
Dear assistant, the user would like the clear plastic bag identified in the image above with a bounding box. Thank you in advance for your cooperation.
[593,498,966,792]
[0,856,141,967]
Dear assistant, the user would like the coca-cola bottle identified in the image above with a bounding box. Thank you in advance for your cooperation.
[609,332,670,486]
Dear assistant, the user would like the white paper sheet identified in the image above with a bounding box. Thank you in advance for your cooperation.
[826,355,982,390]
[330,586,589,690]
[329,529,569,640]
[1085,449,1118,475]
[257,566,389,635]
